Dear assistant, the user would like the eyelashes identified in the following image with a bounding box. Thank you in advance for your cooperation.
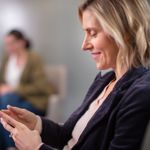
[89,30,97,37]
[84,28,99,38]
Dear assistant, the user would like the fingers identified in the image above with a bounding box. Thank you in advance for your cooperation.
[1,109,12,115]
[7,105,25,115]
[1,119,26,150]
[0,111,19,127]
[13,133,25,150]
[0,118,14,133]
[14,141,24,150]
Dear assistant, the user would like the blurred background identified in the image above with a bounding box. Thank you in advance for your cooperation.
[0,0,99,122]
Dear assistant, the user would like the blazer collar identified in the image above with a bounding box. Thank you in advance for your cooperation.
[114,67,149,91]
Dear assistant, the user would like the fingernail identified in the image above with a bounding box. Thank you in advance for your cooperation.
[1,118,6,125]
[7,105,10,108]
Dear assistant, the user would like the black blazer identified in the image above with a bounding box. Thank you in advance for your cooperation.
[40,67,150,150]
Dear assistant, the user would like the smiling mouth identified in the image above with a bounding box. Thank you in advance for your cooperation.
[91,52,101,59]
[92,52,101,55]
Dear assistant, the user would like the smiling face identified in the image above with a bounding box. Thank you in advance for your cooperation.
[81,9,119,70]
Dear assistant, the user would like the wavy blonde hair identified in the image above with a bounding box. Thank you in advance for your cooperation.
[79,0,150,69]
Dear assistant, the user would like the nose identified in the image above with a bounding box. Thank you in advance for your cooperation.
[81,36,93,51]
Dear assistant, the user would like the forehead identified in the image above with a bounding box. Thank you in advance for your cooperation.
[82,9,101,30]
[5,35,20,43]
[5,35,16,40]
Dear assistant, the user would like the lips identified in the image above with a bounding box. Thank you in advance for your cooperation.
[91,52,101,60]
[92,52,101,55]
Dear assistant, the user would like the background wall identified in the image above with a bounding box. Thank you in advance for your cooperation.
[0,0,98,121]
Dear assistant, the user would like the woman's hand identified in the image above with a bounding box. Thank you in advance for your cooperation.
[1,105,38,130]
[0,111,42,150]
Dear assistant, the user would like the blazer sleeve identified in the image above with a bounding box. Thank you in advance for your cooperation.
[108,86,150,150]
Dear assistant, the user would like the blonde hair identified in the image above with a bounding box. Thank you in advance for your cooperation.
[79,0,150,69]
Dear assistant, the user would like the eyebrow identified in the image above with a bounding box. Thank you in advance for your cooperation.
[83,27,97,31]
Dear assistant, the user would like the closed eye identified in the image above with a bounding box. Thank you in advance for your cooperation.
[90,30,97,37]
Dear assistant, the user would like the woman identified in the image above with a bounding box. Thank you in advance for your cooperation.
[0,30,53,150]
[0,0,150,150]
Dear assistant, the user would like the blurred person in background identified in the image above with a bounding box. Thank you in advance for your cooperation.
[0,29,53,150]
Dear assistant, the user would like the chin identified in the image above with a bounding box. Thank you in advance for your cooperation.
[96,64,103,70]
[96,63,109,70]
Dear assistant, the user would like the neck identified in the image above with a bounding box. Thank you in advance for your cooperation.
[114,65,128,81]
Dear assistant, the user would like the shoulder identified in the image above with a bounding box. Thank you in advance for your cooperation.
[131,70,150,95]
[28,51,42,60]
[28,51,43,64]
[121,70,150,111]
[1,53,8,63]
[0,53,9,70]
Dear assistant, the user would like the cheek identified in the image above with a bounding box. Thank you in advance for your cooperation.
[96,38,118,66]
[93,37,111,60]
[93,33,110,50]
[6,44,15,51]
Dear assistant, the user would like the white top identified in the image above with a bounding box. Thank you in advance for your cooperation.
[5,55,25,88]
